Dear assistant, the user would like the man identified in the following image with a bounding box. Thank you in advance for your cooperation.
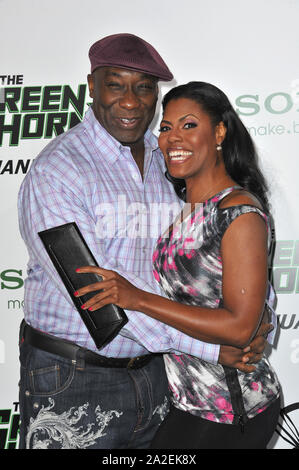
[18,33,274,449]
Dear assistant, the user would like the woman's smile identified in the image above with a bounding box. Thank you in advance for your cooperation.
[167,149,193,163]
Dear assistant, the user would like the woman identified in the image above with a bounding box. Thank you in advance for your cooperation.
[75,82,281,449]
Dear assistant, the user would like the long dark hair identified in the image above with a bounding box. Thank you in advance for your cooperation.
[162,81,270,213]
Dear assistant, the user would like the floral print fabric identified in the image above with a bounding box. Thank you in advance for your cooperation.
[153,187,280,423]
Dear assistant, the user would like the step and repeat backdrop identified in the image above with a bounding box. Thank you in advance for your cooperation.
[0,0,298,449]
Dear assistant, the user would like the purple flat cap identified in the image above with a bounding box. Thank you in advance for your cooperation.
[89,33,173,81]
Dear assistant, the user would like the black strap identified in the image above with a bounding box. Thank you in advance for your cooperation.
[223,366,248,430]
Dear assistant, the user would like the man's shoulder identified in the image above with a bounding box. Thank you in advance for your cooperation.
[32,120,88,172]
[41,119,86,154]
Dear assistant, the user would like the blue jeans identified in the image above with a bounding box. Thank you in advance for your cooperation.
[19,343,170,449]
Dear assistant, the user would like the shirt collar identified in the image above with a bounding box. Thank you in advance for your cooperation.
[83,106,159,165]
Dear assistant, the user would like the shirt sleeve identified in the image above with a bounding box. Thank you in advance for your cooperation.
[19,162,157,297]
[121,309,220,364]
[19,156,219,363]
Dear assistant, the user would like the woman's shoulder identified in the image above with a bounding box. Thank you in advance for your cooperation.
[218,189,264,211]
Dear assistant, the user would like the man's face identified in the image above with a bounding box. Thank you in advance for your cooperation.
[87,67,158,146]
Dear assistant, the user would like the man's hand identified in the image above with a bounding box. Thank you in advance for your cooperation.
[218,322,273,373]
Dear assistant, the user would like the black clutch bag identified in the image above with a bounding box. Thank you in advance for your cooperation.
[38,222,128,349]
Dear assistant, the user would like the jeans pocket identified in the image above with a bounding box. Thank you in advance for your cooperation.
[21,344,76,396]
[29,361,76,396]
[30,365,60,394]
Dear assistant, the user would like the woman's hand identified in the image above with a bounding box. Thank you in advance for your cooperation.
[74,266,142,311]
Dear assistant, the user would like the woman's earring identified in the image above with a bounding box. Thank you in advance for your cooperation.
[216,144,222,151]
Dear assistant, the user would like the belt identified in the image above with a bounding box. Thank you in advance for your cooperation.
[20,320,158,370]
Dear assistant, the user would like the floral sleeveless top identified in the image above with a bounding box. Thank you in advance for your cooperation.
[152,187,280,425]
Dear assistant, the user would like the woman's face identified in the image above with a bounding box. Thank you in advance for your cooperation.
[158,97,225,181]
